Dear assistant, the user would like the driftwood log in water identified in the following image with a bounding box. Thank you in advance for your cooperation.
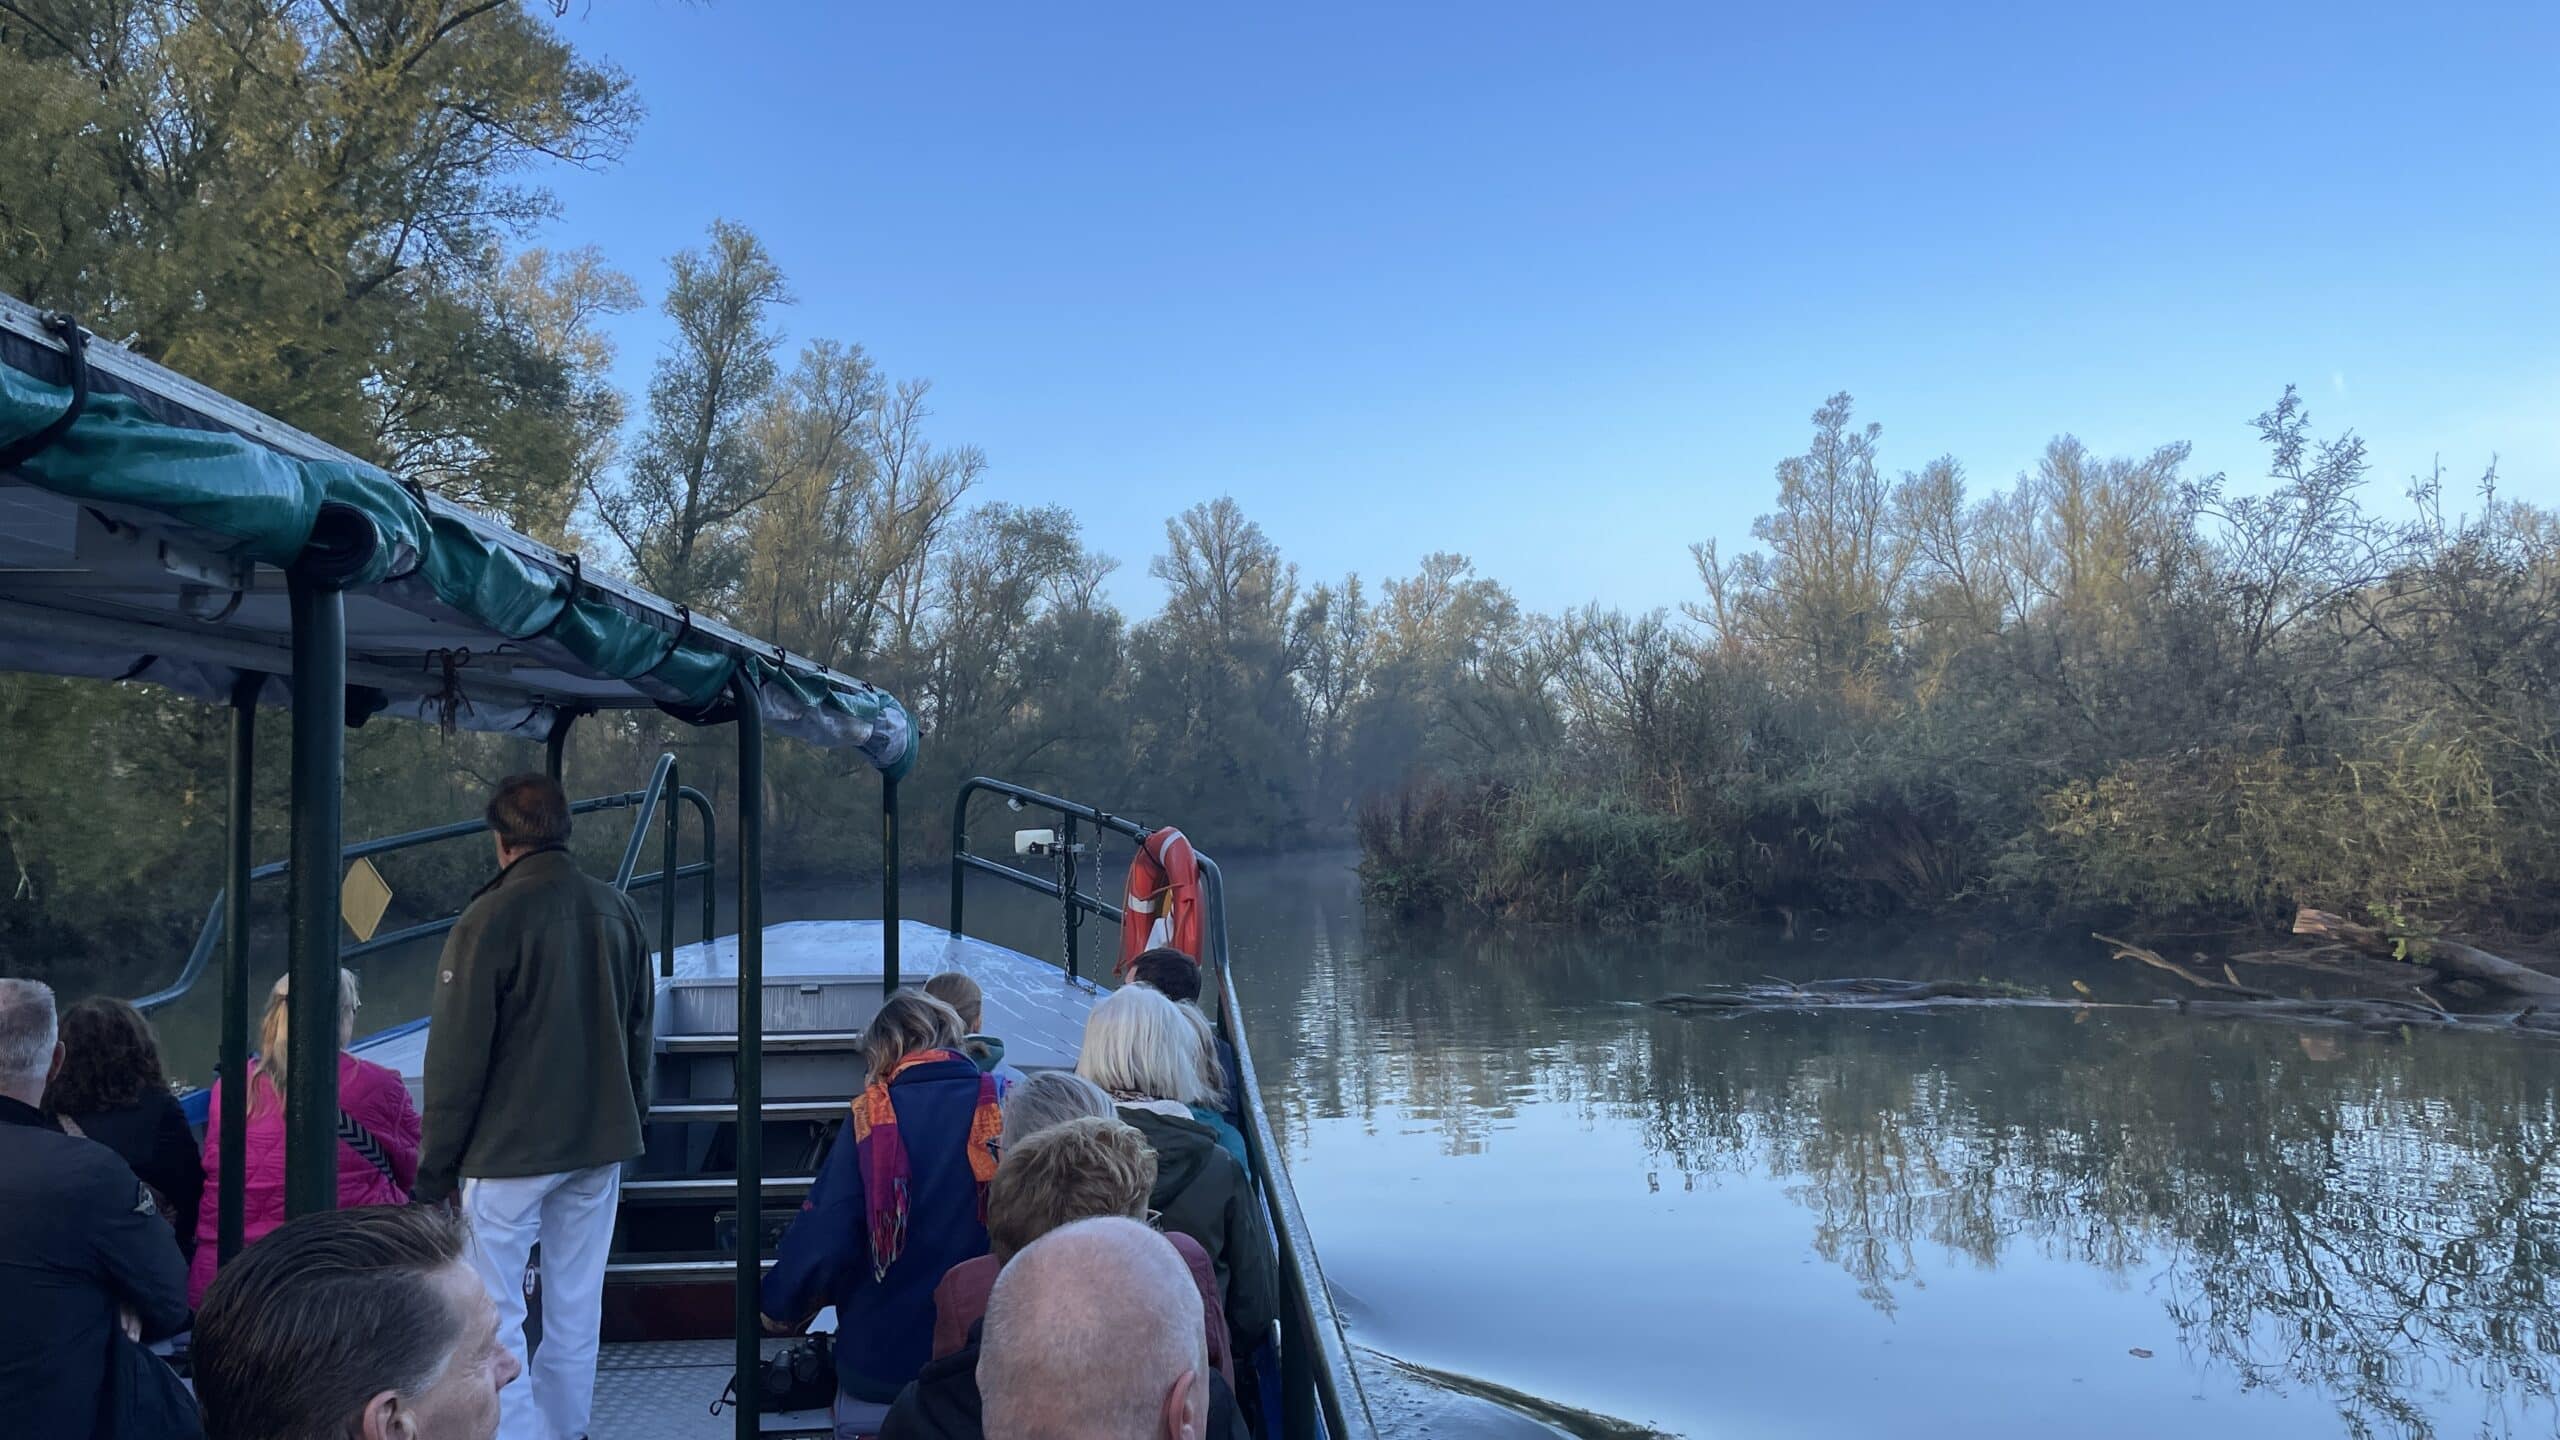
[1653,978,2047,1013]
[2092,933,2274,998]
[2155,996,2560,1038]
[2290,908,2560,1001]
[2090,923,2560,1042]
[1650,956,2560,1043]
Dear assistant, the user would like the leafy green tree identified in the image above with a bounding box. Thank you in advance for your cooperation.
[1128,499,1313,840]
[0,0,636,479]
[593,219,790,608]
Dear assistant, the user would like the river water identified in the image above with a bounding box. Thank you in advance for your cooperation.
[134,847,2560,1438]
[1206,852,2560,1440]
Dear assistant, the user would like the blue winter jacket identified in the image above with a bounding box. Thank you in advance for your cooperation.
[761,1054,998,1402]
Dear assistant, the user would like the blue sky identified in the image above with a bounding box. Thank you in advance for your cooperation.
[539,2,2560,615]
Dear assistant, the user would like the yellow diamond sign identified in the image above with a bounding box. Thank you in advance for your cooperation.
[342,857,394,943]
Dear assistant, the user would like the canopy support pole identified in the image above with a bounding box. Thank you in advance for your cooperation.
[947,785,967,940]
[732,678,765,1440]
[545,708,578,784]
[283,573,344,1218]
[660,757,680,979]
[1060,814,1082,982]
[882,776,900,994]
[217,673,258,1260]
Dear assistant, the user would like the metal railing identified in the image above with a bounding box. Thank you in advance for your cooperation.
[135,757,718,1012]
[948,777,1376,1440]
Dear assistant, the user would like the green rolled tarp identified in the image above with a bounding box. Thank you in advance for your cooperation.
[0,338,916,777]
[0,358,325,564]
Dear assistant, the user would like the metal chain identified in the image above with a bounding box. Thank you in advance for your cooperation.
[1058,816,1082,977]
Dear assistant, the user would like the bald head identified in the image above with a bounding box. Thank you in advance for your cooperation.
[978,1217,1208,1440]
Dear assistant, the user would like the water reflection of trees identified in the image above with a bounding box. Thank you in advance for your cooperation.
[1246,906,2560,1439]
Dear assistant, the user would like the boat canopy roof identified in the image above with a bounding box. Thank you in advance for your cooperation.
[0,296,913,774]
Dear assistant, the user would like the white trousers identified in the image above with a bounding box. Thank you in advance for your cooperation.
[464,1164,623,1440]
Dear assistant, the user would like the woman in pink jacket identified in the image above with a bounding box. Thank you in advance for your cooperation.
[188,968,420,1303]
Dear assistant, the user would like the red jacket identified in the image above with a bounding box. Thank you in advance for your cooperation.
[187,1052,420,1303]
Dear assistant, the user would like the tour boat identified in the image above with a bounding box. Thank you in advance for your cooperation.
[0,294,1372,1439]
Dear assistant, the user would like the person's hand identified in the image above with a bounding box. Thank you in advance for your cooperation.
[759,1313,800,1337]
[118,1305,141,1342]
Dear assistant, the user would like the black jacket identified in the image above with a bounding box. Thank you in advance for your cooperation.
[1118,1105,1280,1352]
[1213,1035,1246,1130]
[59,1089,203,1257]
[880,1340,980,1440]
[881,1329,1250,1440]
[0,1093,191,1440]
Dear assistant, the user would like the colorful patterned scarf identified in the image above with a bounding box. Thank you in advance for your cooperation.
[851,1049,1003,1282]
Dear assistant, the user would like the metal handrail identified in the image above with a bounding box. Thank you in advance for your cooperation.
[947,777,1376,1440]
[136,764,717,1012]
[614,753,680,888]
[949,776,1147,979]
[1203,856,1375,1440]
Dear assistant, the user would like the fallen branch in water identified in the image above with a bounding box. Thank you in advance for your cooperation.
[2093,933,2274,998]
[2155,995,2560,1039]
[2226,943,2448,990]
[2071,915,2560,1043]
[1649,970,2560,1043]
[1653,977,2051,1013]
[2291,908,2560,1001]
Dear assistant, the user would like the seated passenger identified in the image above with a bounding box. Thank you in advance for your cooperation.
[888,1139,1249,1440]
[979,1217,1232,1440]
[1106,959,1247,1166]
[194,1202,518,1440]
[188,970,420,1305]
[1167,1002,1247,1168]
[761,991,1002,1418]
[926,1115,1233,1383]
[1126,947,1245,1129]
[48,995,204,1259]
[0,979,191,1440]
[995,1069,1114,1148]
[1076,986,1279,1364]
[921,972,1024,1086]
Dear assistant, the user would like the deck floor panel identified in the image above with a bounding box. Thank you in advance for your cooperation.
[591,1339,832,1438]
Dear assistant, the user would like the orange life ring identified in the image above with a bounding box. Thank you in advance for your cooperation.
[1119,827,1205,976]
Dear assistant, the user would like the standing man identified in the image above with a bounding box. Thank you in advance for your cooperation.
[0,978,192,1438]
[416,774,654,1440]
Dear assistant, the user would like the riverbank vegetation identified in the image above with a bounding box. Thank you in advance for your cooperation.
[3,5,2554,987]
[1358,393,2560,952]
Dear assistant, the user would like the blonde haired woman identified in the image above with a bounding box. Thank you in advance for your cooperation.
[1077,984,1277,1379]
[186,969,419,1302]
[761,990,1007,1431]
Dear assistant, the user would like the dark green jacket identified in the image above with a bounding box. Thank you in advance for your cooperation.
[1118,1104,1279,1350]
[415,847,653,1202]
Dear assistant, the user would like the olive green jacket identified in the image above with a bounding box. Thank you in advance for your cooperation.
[415,848,653,1202]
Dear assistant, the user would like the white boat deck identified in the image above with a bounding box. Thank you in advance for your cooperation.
[666,919,1105,1070]
[350,919,1105,1090]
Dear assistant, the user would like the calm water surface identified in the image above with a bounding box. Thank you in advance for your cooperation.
[1213,853,2560,1440]
[130,848,2560,1438]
